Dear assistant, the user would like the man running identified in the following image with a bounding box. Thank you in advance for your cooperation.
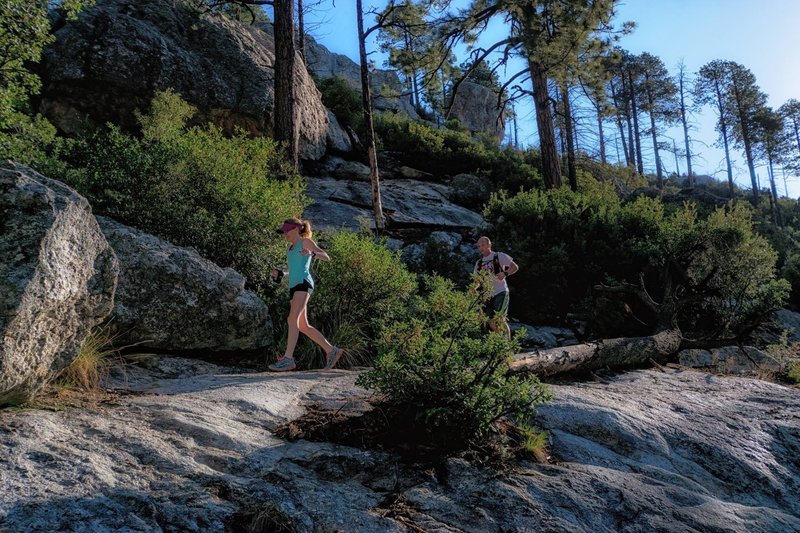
[473,236,519,337]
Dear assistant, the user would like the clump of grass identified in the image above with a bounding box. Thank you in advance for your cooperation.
[788,361,800,384]
[517,423,550,463]
[248,503,298,533]
[56,325,120,392]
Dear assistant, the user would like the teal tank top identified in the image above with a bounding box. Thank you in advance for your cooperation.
[287,241,313,288]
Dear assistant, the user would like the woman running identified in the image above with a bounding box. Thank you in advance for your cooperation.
[269,218,344,371]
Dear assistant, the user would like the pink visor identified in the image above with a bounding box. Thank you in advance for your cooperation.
[276,222,302,234]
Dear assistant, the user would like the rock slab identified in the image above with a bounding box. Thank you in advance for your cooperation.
[97,217,271,352]
[304,177,484,232]
[0,163,118,405]
[1,364,799,532]
[41,0,330,159]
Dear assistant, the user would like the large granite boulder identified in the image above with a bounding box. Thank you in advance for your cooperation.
[97,217,271,352]
[304,177,484,233]
[301,31,420,120]
[40,0,329,159]
[448,81,506,141]
[0,163,118,405]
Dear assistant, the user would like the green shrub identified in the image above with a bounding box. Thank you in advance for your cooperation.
[315,76,363,131]
[357,274,552,445]
[278,230,417,367]
[374,113,542,190]
[485,188,788,338]
[49,90,306,290]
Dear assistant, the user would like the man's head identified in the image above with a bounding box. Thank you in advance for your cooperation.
[476,236,492,257]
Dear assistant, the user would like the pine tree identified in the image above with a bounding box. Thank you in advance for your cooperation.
[637,52,677,188]
[695,60,736,198]
[676,60,694,185]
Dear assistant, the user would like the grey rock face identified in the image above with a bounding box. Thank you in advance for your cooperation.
[448,173,492,209]
[0,163,118,404]
[302,31,420,120]
[1,364,798,532]
[510,323,579,349]
[775,309,800,342]
[449,81,506,141]
[41,0,329,159]
[304,177,484,233]
[678,345,782,375]
[326,110,353,153]
[97,217,271,352]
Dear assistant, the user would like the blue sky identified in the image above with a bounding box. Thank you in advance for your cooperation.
[299,0,800,196]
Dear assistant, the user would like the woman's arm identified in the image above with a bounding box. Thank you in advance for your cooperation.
[300,238,331,261]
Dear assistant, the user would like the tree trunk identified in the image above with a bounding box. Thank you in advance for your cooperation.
[274,0,299,170]
[629,71,644,175]
[768,157,782,226]
[356,0,385,232]
[731,78,759,202]
[610,81,630,166]
[561,82,577,191]
[645,76,663,188]
[513,109,520,149]
[509,329,682,377]
[297,0,305,59]
[794,117,800,153]
[679,73,693,185]
[596,102,607,164]
[529,58,563,189]
[712,79,735,198]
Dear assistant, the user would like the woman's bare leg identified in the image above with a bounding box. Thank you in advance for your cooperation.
[284,291,310,359]
[298,307,334,355]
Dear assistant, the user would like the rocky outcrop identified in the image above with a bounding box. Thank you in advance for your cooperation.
[304,177,484,233]
[678,346,783,375]
[40,0,329,159]
[510,323,580,349]
[1,362,798,532]
[0,163,118,405]
[448,81,506,141]
[301,30,420,120]
[447,172,491,209]
[97,217,271,352]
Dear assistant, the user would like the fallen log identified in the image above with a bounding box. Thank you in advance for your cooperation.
[509,329,682,377]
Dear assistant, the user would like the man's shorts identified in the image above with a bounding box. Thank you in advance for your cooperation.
[483,290,509,318]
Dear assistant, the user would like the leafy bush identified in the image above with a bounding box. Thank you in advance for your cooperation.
[277,230,416,367]
[49,90,306,290]
[374,113,542,190]
[357,274,552,446]
[315,76,363,131]
[485,188,789,338]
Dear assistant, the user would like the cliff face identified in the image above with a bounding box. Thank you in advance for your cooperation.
[449,81,506,141]
[298,28,421,120]
[39,0,330,159]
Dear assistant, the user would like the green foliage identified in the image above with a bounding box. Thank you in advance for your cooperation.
[788,361,800,384]
[315,76,363,131]
[357,275,552,443]
[50,91,306,290]
[374,113,542,190]
[420,237,470,287]
[485,188,788,338]
[286,230,417,367]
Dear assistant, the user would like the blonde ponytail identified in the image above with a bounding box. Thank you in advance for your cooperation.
[300,219,312,238]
